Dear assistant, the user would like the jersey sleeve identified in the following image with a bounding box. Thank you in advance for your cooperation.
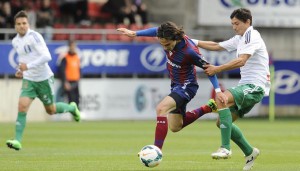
[188,49,209,69]
[219,36,239,52]
[136,27,158,37]
[26,32,52,69]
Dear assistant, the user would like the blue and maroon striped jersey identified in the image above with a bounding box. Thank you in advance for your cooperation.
[165,35,208,85]
[136,27,219,89]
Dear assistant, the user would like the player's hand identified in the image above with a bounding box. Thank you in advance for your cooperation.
[203,64,219,76]
[15,70,23,78]
[19,63,28,71]
[215,92,228,105]
[116,28,136,37]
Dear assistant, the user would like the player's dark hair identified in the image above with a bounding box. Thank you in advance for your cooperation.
[157,21,184,41]
[14,10,28,23]
[230,8,252,25]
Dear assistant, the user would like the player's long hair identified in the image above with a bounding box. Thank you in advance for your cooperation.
[230,8,252,25]
[157,21,184,41]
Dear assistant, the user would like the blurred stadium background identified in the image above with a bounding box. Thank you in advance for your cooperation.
[1,1,300,171]
[1,0,299,122]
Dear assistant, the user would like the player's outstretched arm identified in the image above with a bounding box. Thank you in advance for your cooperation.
[117,28,137,37]
[192,39,224,51]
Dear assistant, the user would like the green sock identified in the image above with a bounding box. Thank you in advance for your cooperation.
[218,108,232,150]
[15,112,27,142]
[231,123,253,156]
[55,102,75,114]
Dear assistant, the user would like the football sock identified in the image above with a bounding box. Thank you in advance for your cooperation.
[154,116,168,149]
[200,104,212,114]
[231,123,253,156]
[15,112,27,142]
[182,107,206,128]
[218,108,232,150]
[55,102,75,113]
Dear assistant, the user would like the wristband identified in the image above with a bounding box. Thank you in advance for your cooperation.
[215,88,221,93]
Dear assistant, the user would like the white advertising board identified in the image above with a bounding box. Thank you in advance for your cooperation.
[198,0,300,27]
[53,78,260,121]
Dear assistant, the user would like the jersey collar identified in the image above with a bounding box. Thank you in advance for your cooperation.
[242,26,253,37]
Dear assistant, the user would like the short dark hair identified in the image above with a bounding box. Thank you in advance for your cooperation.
[230,8,252,25]
[14,10,28,23]
[157,21,184,41]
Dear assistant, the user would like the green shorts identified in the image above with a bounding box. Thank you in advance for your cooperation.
[228,84,264,118]
[20,76,55,105]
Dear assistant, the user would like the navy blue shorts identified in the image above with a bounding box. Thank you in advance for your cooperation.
[168,83,199,117]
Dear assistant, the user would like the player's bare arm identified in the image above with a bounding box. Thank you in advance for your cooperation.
[116,28,137,37]
[203,54,251,76]
[197,40,225,51]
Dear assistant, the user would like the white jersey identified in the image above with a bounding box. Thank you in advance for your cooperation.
[12,29,53,82]
[219,26,270,95]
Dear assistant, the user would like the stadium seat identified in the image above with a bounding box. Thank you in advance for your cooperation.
[91,24,103,41]
[53,23,68,40]
[66,24,80,40]
[104,23,119,41]
[79,25,93,41]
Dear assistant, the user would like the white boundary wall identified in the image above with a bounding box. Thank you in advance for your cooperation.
[1,78,262,122]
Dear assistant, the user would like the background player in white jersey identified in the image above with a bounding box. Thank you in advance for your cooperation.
[194,8,270,170]
[6,11,81,151]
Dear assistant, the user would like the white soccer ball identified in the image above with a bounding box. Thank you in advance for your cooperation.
[138,145,163,168]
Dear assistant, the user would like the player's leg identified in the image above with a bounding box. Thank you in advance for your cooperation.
[154,95,176,149]
[182,99,217,128]
[7,79,35,151]
[228,84,264,170]
[211,90,235,159]
[38,77,80,122]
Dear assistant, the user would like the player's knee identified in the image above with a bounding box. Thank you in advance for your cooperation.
[156,105,167,116]
[169,125,181,132]
[216,99,226,109]
[45,109,56,115]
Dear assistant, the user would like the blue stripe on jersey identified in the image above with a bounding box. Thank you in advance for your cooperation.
[245,30,251,44]
[29,32,41,43]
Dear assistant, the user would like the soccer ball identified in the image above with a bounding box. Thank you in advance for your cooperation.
[138,145,163,168]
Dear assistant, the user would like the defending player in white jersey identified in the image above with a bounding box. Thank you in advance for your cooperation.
[194,8,270,170]
[6,10,81,151]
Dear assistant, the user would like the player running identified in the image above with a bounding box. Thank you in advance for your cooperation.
[117,21,227,150]
[194,8,270,170]
[6,10,81,151]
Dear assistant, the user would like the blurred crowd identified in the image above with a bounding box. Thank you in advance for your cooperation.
[0,0,149,40]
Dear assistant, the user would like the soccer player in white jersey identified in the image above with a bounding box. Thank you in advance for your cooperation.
[6,10,81,151]
[194,8,270,170]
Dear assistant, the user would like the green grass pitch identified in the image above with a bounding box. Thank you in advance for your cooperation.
[0,119,299,171]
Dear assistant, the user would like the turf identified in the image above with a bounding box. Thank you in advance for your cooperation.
[0,119,299,171]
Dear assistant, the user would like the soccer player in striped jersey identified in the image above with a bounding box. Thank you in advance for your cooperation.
[194,8,270,170]
[6,10,81,151]
[117,21,227,150]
